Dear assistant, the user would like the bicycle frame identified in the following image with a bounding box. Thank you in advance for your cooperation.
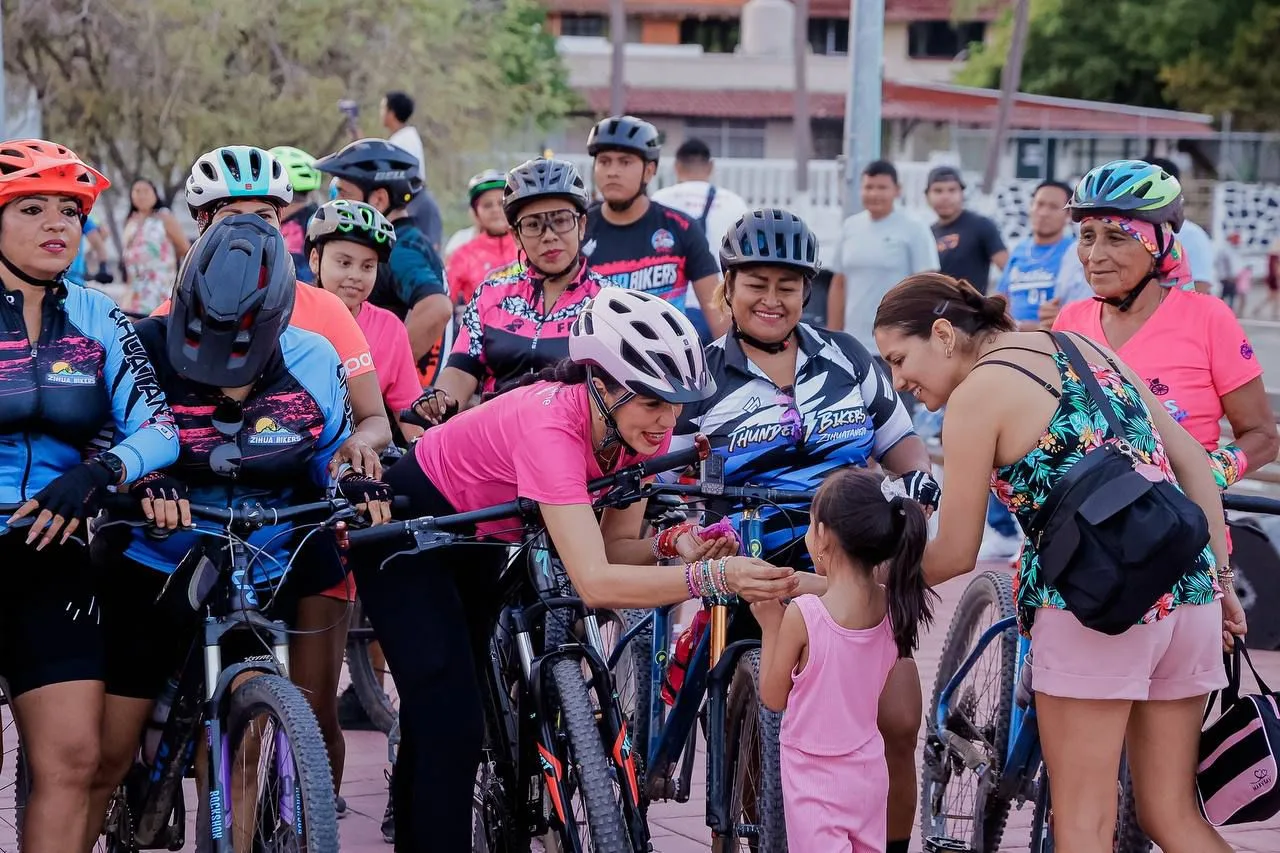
[932,616,1041,820]
[124,521,325,853]
[609,506,768,836]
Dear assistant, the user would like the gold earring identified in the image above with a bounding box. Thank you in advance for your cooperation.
[945,346,954,358]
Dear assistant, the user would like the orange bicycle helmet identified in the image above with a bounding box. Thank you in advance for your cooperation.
[0,139,110,213]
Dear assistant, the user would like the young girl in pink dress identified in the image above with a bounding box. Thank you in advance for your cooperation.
[754,468,935,853]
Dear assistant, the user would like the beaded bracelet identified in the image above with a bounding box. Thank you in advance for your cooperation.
[683,562,700,598]
[653,521,696,561]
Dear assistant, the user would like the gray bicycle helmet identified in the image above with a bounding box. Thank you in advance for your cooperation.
[305,199,396,263]
[502,158,590,225]
[720,209,821,279]
[586,115,661,163]
[168,214,295,388]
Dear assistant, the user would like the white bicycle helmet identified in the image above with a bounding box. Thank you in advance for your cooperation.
[569,290,714,404]
[186,145,293,219]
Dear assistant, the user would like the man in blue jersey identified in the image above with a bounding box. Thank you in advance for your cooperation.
[996,180,1092,331]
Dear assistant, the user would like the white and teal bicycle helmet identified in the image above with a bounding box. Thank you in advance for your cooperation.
[185,145,293,220]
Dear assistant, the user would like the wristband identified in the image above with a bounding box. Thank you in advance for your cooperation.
[1209,445,1247,491]
[653,520,696,561]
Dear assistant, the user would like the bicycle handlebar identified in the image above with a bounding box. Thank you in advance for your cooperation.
[636,481,818,506]
[97,494,361,529]
[1223,493,1280,515]
[345,442,708,548]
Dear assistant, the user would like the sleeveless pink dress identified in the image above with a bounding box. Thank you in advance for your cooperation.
[779,594,898,853]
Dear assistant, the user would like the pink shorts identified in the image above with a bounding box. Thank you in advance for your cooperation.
[1030,602,1227,701]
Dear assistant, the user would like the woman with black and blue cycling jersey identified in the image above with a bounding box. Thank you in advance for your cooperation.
[0,139,180,853]
[669,208,940,853]
[85,215,392,839]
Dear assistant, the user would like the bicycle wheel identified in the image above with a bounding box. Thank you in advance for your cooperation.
[712,649,786,853]
[345,596,398,735]
[920,570,1018,853]
[548,657,632,853]
[220,674,338,852]
[604,609,653,806]
[0,691,29,853]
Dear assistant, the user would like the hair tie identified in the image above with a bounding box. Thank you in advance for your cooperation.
[880,476,909,510]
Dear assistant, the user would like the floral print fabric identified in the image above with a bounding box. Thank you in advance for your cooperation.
[990,346,1218,633]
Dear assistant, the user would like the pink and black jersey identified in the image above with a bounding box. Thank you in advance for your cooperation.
[582,201,719,308]
[448,261,605,393]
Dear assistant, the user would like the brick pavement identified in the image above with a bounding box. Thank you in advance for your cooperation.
[1,562,1275,851]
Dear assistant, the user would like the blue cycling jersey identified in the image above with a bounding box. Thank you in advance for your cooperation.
[670,324,914,569]
[122,320,353,579]
[0,281,177,507]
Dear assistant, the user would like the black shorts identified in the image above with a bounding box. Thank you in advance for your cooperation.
[95,539,327,701]
[0,532,104,697]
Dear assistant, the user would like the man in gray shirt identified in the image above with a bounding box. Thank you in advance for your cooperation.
[827,160,940,349]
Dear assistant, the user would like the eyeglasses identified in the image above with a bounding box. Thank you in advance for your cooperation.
[209,397,244,477]
[515,210,579,239]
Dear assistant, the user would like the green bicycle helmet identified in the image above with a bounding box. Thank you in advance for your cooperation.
[270,146,322,194]
[305,199,396,263]
[1068,159,1185,231]
[468,169,507,206]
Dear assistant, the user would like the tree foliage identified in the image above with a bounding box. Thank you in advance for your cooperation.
[956,0,1280,129]
[3,0,577,201]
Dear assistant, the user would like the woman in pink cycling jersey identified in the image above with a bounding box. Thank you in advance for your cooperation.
[415,158,608,422]
[444,169,518,311]
[1054,159,1277,490]
[359,290,797,849]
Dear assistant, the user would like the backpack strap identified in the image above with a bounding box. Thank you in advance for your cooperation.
[1050,331,1130,441]
[697,185,717,231]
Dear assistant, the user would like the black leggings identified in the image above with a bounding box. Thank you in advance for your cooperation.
[353,455,505,852]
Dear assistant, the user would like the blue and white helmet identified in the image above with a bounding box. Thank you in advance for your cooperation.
[185,145,293,220]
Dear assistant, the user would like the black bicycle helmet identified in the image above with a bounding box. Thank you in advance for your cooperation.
[720,208,821,279]
[586,115,661,163]
[314,138,423,211]
[168,214,295,388]
[305,199,396,263]
[502,158,590,225]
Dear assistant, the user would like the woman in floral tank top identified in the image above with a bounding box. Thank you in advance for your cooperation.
[873,273,1242,853]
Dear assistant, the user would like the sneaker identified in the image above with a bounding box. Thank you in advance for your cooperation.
[381,769,395,844]
[335,794,348,819]
[337,684,379,732]
[977,528,1021,561]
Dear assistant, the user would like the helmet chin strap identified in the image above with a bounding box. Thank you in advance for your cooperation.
[0,251,66,289]
[1092,227,1167,313]
[586,366,637,456]
[521,250,583,284]
[732,317,792,354]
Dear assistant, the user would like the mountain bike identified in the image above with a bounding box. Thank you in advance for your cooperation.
[84,497,353,853]
[347,446,705,852]
[602,469,816,852]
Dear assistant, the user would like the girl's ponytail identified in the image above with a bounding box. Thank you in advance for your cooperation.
[885,495,936,658]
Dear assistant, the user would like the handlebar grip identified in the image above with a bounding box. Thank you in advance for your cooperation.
[346,522,410,546]
[399,408,432,429]
[1223,494,1280,515]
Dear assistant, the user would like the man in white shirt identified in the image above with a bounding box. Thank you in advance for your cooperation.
[650,138,750,340]
[382,91,425,173]
[380,90,444,250]
[1148,157,1216,292]
[827,159,940,350]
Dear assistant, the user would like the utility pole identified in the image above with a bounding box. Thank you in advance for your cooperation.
[842,0,884,217]
[981,0,1030,194]
[609,0,626,115]
[794,0,811,196]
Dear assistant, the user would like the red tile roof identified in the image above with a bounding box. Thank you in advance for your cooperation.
[577,81,1217,137]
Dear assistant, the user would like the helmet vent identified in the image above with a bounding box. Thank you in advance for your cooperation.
[220,150,241,182]
[631,320,660,341]
[660,311,685,336]
[607,297,633,314]
[247,149,263,178]
[651,350,680,382]
[1134,179,1153,197]
[620,340,660,379]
